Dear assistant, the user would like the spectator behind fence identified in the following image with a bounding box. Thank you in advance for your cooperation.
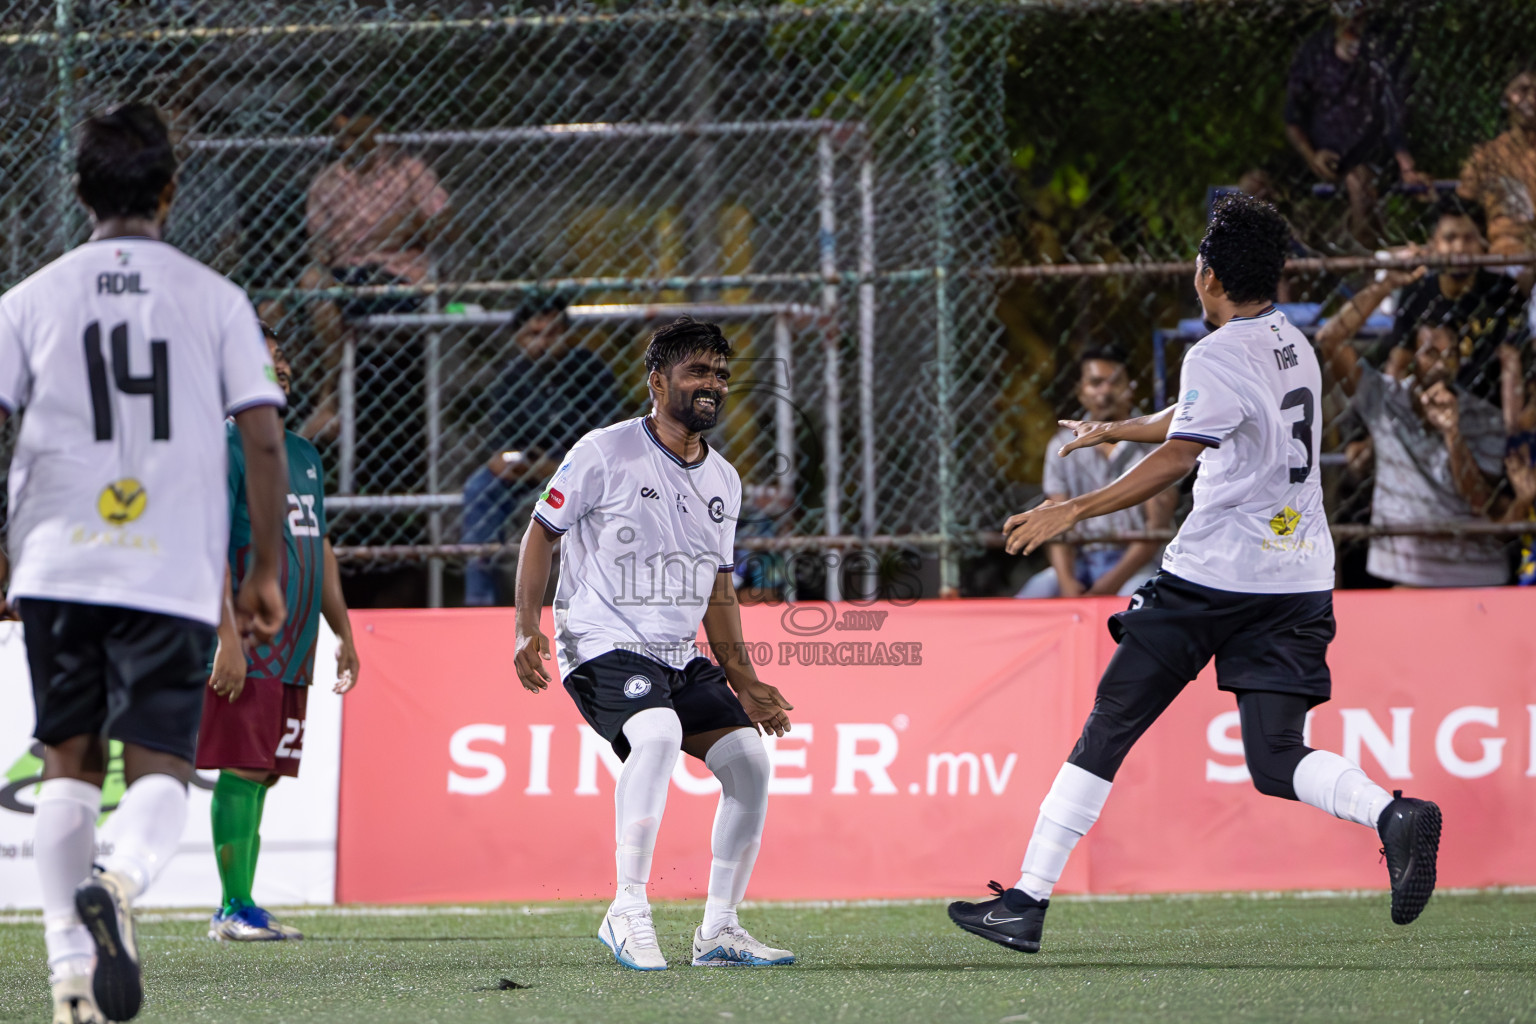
[461,297,622,606]
[1016,347,1173,599]
[1319,196,1527,402]
[299,99,451,440]
[1319,313,1508,587]
[1497,345,1536,585]
[1458,66,1536,261]
[1284,1,1431,246]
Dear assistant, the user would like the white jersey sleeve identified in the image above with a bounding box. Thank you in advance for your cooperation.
[219,299,284,414]
[0,300,29,414]
[1169,346,1246,448]
[532,437,607,534]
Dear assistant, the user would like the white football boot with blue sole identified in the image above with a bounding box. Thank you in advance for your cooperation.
[691,923,795,966]
[599,907,668,971]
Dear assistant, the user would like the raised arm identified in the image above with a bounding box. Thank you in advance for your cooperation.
[702,570,792,737]
[1315,269,1423,396]
[1004,440,1204,556]
[1058,405,1176,455]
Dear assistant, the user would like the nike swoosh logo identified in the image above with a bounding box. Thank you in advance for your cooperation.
[982,910,1023,925]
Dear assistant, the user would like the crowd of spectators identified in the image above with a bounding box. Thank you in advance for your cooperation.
[146,3,1536,601]
[1033,9,1536,597]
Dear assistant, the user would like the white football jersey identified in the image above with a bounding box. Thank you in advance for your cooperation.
[1162,307,1334,594]
[532,416,742,674]
[0,238,285,625]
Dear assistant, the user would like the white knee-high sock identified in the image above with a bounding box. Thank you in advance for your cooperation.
[701,728,770,938]
[611,707,682,913]
[100,773,188,901]
[35,778,101,982]
[1015,763,1113,901]
[1292,750,1394,829]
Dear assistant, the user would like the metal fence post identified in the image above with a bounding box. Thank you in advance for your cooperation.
[930,0,958,597]
[818,128,843,603]
[53,0,77,257]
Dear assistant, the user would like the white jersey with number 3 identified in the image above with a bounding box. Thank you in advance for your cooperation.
[0,238,285,625]
[1162,307,1334,594]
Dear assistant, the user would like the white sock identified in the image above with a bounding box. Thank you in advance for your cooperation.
[610,707,682,915]
[1292,750,1394,829]
[1015,762,1113,901]
[100,773,188,900]
[701,728,770,938]
[35,778,101,982]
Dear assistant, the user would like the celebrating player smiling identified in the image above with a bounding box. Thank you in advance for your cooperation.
[949,194,1442,955]
[514,317,795,971]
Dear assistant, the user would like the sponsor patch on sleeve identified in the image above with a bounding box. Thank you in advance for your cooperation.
[542,487,565,509]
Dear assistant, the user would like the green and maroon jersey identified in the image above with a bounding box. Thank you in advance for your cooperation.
[227,421,327,686]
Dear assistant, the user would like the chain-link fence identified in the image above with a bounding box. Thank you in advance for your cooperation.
[3,0,1536,604]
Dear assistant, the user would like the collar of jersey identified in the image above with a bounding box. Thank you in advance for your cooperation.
[1226,305,1278,323]
[642,415,710,469]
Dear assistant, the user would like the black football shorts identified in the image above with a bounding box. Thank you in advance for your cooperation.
[22,598,217,763]
[563,648,753,760]
[1108,571,1336,705]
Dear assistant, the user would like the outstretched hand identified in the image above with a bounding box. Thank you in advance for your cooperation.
[1003,498,1080,557]
[1056,419,1118,457]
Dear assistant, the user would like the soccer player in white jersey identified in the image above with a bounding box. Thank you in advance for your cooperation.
[949,195,1442,954]
[0,104,289,1023]
[514,317,796,971]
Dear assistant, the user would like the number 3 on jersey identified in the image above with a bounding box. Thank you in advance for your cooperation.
[287,493,320,537]
[1280,387,1315,484]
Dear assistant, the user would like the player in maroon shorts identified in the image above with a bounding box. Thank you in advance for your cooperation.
[195,327,361,941]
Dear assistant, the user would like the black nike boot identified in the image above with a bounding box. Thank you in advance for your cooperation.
[1377,790,1442,925]
[947,881,1048,953]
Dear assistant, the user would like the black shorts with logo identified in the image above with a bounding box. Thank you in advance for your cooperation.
[1108,572,1336,706]
[22,598,217,763]
[564,648,753,760]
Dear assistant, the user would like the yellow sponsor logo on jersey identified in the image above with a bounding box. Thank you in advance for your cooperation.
[1268,505,1300,537]
[98,478,148,525]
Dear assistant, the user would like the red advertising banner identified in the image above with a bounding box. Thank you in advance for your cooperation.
[337,591,1536,903]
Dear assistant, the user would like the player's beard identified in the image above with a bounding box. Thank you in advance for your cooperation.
[676,388,724,432]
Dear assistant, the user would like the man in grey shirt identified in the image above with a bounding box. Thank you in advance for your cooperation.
[1017,347,1174,598]
[1320,304,1508,586]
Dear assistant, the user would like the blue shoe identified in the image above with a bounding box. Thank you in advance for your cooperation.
[208,904,284,942]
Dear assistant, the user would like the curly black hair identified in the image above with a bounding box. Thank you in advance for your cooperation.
[643,316,732,376]
[76,103,177,221]
[1197,194,1290,306]
[1424,192,1487,238]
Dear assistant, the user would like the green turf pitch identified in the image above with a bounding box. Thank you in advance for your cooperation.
[2,893,1533,1024]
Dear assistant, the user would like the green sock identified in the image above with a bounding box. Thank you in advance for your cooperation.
[211,772,264,913]
[250,781,269,900]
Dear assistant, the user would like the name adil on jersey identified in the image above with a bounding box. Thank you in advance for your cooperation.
[96,272,149,295]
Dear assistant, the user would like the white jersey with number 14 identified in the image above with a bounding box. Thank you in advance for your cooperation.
[1162,307,1334,594]
[0,238,285,626]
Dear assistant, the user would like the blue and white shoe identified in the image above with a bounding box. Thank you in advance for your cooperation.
[598,907,668,971]
[208,904,286,942]
[691,923,795,966]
